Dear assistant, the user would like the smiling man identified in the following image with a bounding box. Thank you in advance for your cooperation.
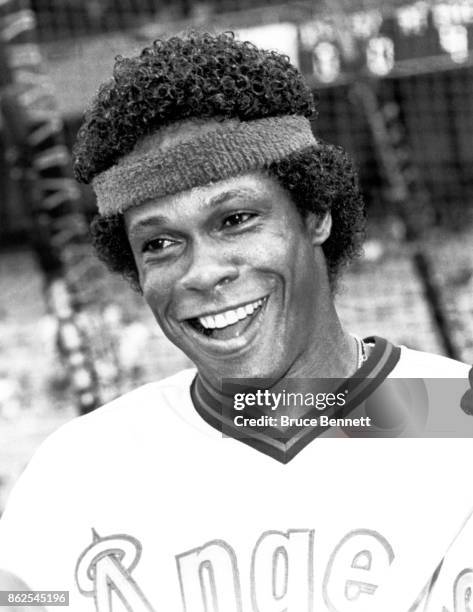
[0,31,472,612]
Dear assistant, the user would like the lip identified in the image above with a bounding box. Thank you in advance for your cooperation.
[180,295,270,322]
[180,294,271,356]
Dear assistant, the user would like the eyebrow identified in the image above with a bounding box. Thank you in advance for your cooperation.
[127,214,170,237]
[206,187,261,208]
[127,187,262,235]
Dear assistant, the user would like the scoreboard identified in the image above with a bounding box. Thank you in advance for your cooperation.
[298,1,473,84]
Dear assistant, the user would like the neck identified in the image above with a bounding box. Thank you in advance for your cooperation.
[285,303,357,381]
[198,305,359,420]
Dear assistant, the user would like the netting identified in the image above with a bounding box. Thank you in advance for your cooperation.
[31,0,307,41]
[314,68,473,227]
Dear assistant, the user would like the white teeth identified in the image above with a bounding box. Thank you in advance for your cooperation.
[197,298,265,330]
[214,314,227,328]
[202,316,215,329]
[225,311,239,325]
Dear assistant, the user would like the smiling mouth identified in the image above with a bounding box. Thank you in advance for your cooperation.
[186,297,268,341]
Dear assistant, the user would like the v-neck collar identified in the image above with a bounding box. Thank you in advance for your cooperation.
[190,336,401,464]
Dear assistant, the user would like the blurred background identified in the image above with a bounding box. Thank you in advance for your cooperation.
[0,0,472,512]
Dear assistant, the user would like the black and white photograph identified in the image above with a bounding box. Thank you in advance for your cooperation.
[0,0,472,610]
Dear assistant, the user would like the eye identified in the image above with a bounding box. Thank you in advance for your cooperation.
[222,212,255,228]
[142,237,175,253]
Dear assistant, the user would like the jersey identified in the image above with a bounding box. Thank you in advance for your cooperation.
[0,337,471,612]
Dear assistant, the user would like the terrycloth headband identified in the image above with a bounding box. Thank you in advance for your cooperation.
[93,115,317,217]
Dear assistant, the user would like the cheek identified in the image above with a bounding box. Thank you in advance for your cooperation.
[268,226,317,280]
[249,220,306,265]
[279,233,322,308]
[141,269,177,324]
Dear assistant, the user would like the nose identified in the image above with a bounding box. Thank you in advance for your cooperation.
[179,239,239,293]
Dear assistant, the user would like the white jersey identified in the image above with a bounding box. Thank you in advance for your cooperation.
[0,337,471,612]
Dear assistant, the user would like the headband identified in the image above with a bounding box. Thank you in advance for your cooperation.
[92,115,317,217]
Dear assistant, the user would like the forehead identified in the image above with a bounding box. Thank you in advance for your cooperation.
[124,172,290,233]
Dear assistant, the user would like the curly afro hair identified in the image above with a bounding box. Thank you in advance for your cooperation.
[75,31,365,291]
[73,31,314,183]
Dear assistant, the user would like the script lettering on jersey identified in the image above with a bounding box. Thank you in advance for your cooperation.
[75,529,154,611]
[323,529,394,611]
[76,528,394,611]
[454,569,473,612]
[176,529,315,611]
[440,568,473,612]
[250,530,314,611]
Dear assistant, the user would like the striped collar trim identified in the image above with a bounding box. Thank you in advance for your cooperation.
[190,336,401,464]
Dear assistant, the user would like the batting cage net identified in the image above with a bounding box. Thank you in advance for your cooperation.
[1,0,473,417]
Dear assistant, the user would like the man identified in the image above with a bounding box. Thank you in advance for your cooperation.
[0,32,471,611]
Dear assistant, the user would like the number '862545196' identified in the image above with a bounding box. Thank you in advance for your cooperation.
[0,590,68,606]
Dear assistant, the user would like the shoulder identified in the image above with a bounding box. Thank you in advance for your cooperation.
[390,345,471,379]
[20,368,197,470]
[1,368,198,519]
[64,367,195,426]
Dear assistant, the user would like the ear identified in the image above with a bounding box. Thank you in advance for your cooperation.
[305,211,332,246]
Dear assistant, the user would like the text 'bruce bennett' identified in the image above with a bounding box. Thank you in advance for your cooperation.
[233,415,372,428]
